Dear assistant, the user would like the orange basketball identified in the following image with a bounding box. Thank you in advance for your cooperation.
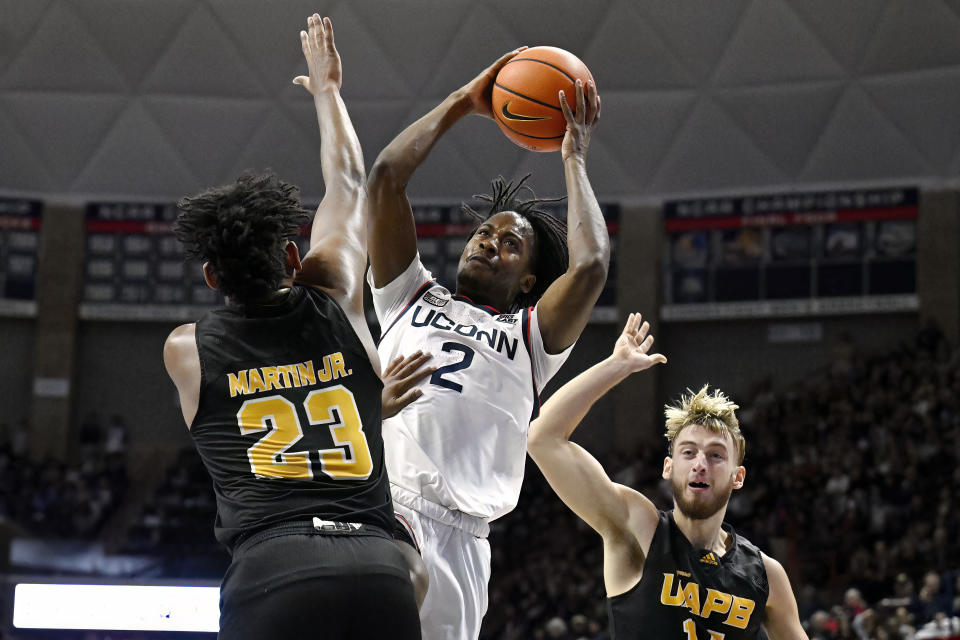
[491,46,596,152]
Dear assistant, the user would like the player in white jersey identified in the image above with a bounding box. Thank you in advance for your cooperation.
[367,49,606,640]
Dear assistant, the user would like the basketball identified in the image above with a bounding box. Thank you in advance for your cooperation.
[491,46,596,152]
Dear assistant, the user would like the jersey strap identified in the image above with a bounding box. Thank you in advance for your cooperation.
[520,307,541,421]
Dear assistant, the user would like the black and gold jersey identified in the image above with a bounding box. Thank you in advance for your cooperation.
[189,285,392,551]
[608,510,769,640]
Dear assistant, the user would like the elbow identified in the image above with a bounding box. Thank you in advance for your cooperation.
[368,152,407,193]
[569,255,608,292]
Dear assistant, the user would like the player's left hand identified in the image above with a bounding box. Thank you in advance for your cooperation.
[559,79,600,161]
[381,351,436,419]
[293,14,341,94]
[611,312,667,373]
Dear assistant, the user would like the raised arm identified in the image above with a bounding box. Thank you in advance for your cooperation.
[536,79,608,353]
[366,49,524,288]
[527,313,666,540]
[292,15,367,314]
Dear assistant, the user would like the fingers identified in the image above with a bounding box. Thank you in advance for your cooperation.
[393,387,424,412]
[382,354,406,377]
[394,351,434,380]
[323,16,336,53]
[575,79,586,124]
[586,80,599,123]
[559,89,574,125]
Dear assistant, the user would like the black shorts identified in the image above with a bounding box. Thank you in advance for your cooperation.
[219,521,421,640]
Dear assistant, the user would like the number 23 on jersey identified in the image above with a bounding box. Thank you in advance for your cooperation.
[236,385,373,480]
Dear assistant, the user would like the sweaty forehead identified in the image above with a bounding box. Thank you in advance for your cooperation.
[485,211,535,238]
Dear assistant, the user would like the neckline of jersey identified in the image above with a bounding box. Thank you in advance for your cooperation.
[668,510,738,565]
[451,293,501,316]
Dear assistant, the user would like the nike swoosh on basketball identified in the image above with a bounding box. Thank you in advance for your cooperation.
[500,101,549,122]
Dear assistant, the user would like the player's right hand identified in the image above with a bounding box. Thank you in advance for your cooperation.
[380,351,436,419]
[460,47,527,118]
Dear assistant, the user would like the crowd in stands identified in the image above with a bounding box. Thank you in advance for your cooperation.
[5,323,957,639]
[480,323,960,639]
[119,448,226,577]
[0,414,127,539]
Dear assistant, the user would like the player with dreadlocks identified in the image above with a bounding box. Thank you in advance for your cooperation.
[162,16,423,639]
[365,48,607,640]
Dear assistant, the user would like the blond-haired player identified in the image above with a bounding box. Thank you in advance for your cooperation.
[528,313,807,639]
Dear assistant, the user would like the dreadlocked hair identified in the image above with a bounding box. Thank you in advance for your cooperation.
[664,385,745,464]
[460,175,568,312]
[175,171,310,303]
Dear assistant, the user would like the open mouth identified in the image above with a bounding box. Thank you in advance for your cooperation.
[689,482,710,490]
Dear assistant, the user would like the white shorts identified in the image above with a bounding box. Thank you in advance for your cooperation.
[393,491,491,640]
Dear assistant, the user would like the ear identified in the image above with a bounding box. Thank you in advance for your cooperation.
[202,262,218,291]
[519,272,536,295]
[662,456,672,481]
[732,465,746,490]
[285,241,303,274]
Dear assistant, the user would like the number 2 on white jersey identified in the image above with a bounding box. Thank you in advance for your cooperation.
[429,342,475,393]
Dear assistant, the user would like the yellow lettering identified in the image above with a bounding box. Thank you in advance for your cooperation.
[724,596,755,629]
[700,589,732,619]
[683,582,701,615]
[262,367,282,391]
[677,570,691,578]
[317,355,332,383]
[277,365,299,388]
[228,371,249,398]
[297,361,316,386]
[247,368,267,394]
[330,352,348,379]
[660,574,685,606]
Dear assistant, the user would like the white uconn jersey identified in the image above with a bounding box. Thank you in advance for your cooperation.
[369,257,572,521]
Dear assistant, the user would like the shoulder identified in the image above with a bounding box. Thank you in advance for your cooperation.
[760,552,791,601]
[163,323,199,381]
[164,323,196,356]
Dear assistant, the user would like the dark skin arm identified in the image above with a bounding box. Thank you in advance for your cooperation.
[366,49,525,289]
[534,79,608,353]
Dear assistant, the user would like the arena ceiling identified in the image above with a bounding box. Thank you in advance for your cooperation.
[2,0,960,203]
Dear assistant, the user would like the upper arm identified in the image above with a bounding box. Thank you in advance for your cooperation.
[366,159,419,289]
[163,324,201,428]
[528,434,659,543]
[297,185,368,315]
[534,256,608,354]
[762,554,809,640]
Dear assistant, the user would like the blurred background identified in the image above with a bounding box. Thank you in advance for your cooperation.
[1,0,959,638]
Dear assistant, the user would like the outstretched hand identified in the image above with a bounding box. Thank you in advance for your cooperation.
[559,78,600,161]
[611,313,667,373]
[460,47,527,118]
[293,14,341,94]
[381,351,436,419]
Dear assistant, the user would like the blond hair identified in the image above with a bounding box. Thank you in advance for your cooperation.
[664,384,745,464]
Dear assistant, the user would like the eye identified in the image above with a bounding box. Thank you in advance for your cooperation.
[477,229,490,237]
[505,238,517,248]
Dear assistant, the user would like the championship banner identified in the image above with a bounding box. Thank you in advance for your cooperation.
[0,197,43,305]
[662,187,917,318]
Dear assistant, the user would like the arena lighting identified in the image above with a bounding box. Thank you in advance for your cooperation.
[13,583,220,632]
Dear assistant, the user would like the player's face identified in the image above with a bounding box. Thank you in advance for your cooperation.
[663,425,745,520]
[456,212,537,309]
